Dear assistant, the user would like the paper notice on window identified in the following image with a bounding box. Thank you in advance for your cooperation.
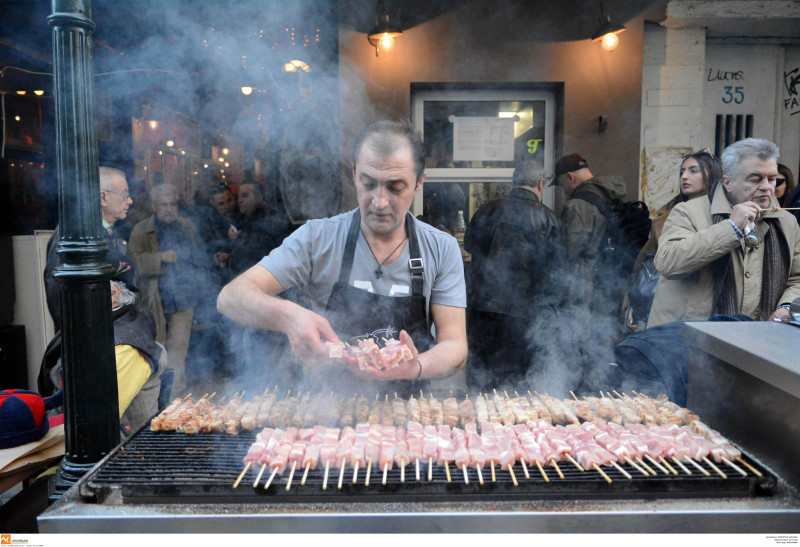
[452,117,515,162]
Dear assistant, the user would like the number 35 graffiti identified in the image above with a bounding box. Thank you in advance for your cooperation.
[722,86,745,104]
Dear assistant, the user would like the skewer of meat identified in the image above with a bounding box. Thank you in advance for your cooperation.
[264,426,297,489]
[340,394,358,428]
[380,425,397,485]
[418,390,431,426]
[351,422,370,484]
[392,393,407,427]
[422,424,438,482]
[480,421,500,482]
[395,426,410,483]
[492,423,519,486]
[485,393,501,424]
[513,391,538,422]
[493,390,514,425]
[475,393,489,424]
[320,426,341,490]
[428,393,444,426]
[458,395,476,426]
[337,426,356,489]
[406,421,425,482]
[364,423,382,487]
[514,423,548,482]
[443,396,460,427]
[464,423,485,485]
[234,427,274,488]
[406,394,421,425]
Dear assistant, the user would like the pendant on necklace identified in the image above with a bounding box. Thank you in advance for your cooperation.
[375,266,383,279]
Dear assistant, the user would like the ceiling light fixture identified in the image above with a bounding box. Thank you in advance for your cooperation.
[241,86,253,95]
[591,2,626,52]
[367,2,402,57]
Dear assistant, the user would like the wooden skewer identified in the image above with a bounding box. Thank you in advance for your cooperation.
[239,391,246,399]
[428,457,433,482]
[253,463,267,487]
[401,459,406,483]
[507,465,518,487]
[415,459,420,482]
[382,463,389,486]
[645,454,670,475]
[684,456,709,476]
[352,461,359,484]
[264,466,279,490]
[594,463,612,484]
[365,457,372,487]
[322,460,330,491]
[736,457,762,477]
[462,464,469,484]
[520,459,530,479]
[611,461,632,479]
[666,456,688,476]
[722,457,748,477]
[182,393,193,401]
[445,461,452,483]
[570,390,579,401]
[207,392,217,400]
[491,462,497,482]
[636,457,657,475]
[536,461,549,483]
[476,464,484,485]
[338,459,346,490]
[660,456,679,475]
[286,461,297,491]
[612,390,624,398]
[566,454,584,471]
[625,457,650,476]
[550,459,565,479]
[301,462,311,485]
[703,456,727,479]
[233,461,251,488]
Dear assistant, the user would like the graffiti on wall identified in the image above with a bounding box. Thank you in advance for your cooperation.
[784,67,800,116]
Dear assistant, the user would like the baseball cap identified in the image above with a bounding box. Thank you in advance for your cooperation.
[550,154,589,186]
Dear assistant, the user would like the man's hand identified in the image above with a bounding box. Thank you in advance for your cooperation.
[770,307,791,322]
[228,225,239,240]
[284,307,341,367]
[342,330,420,382]
[160,250,178,263]
[730,201,763,229]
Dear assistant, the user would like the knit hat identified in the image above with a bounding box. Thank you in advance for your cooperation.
[550,153,589,186]
[0,389,63,449]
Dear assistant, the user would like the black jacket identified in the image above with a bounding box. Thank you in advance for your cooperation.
[229,206,292,275]
[464,187,563,319]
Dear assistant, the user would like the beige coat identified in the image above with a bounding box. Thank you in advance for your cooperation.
[648,184,800,326]
[128,215,199,343]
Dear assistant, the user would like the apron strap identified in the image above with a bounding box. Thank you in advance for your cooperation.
[338,210,425,299]
[338,210,363,284]
[406,212,424,299]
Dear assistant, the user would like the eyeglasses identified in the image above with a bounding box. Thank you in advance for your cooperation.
[103,189,130,199]
[776,177,786,187]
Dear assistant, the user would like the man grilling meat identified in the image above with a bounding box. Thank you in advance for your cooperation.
[218,120,467,394]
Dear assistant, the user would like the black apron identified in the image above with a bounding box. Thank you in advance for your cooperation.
[311,210,433,397]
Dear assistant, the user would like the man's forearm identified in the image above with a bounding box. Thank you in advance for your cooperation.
[418,338,467,379]
[217,276,296,333]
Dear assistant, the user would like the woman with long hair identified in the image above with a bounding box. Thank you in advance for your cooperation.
[624,149,723,330]
[776,163,795,207]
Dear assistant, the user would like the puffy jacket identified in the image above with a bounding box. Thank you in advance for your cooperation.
[465,187,562,319]
[649,183,800,326]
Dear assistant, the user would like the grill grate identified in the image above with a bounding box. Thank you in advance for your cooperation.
[84,429,776,505]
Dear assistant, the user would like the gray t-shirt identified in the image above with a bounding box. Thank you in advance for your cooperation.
[258,209,466,315]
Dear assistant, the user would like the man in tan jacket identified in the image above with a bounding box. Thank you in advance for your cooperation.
[649,138,800,326]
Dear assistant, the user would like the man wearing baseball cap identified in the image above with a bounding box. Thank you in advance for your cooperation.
[551,153,627,307]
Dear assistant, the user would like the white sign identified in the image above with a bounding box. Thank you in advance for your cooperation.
[452,117,515,162]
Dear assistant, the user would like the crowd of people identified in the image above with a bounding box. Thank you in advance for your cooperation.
[41,121,800,434]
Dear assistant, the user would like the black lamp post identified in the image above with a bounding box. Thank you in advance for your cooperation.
[48,0,120,500]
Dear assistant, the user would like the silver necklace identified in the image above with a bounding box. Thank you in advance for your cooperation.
[363,231,407,279]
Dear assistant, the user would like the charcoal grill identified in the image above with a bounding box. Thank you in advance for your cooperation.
[83,428,774,506]
[38,322,800,533]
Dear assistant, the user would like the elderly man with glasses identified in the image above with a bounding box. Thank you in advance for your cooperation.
[649,138,800,325]
[44,166,136,331]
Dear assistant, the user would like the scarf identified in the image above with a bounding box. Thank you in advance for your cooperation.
[711,214,790,320]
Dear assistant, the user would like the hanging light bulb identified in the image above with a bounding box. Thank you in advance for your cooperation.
[241,86,253,96]
[33,90,45,96]
[601,32,620,52]
[367,3,403,57]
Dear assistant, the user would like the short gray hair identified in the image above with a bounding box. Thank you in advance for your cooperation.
[110,280,137,306]
[721,138,780,178]
[512,160,546,187]
[150,183,179,204]
[99,166,126,191]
